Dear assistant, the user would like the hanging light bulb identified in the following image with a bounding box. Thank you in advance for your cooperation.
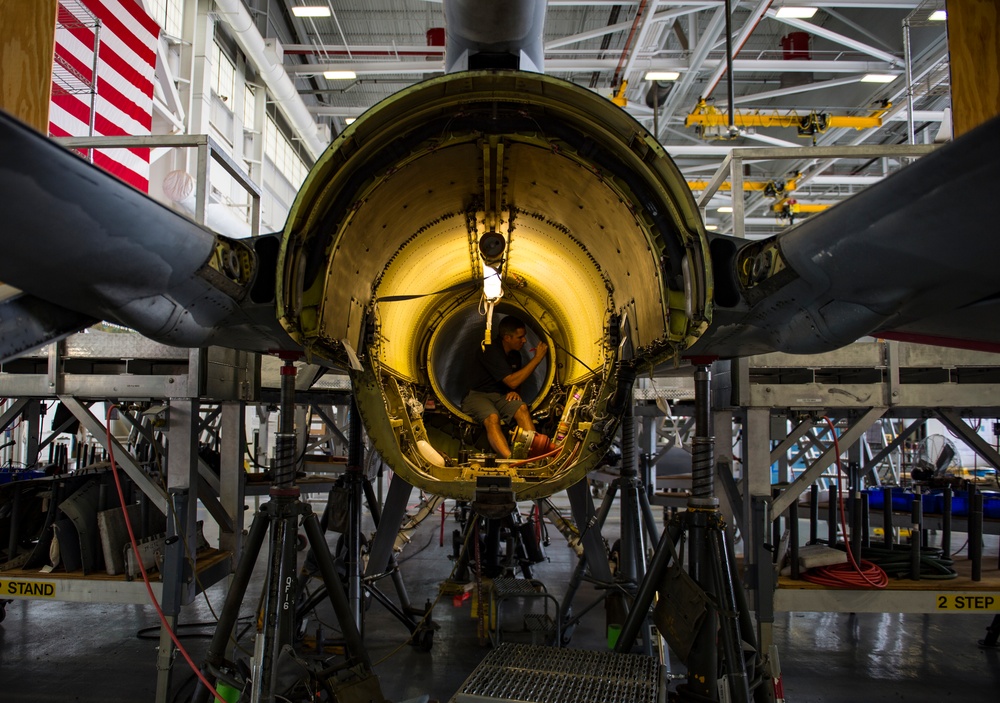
[482,265,504,347]
[483,264,503,301]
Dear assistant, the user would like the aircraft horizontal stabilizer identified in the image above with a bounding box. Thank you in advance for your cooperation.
[0,293,98,363]
[0,111,299,357]
[687,114,1000,359]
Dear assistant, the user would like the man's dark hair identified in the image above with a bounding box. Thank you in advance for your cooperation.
[497,315,526,339]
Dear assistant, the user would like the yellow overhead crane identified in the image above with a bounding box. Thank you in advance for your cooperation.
[772,198,831,218]
[685,100,892,139]
[685,175,832,224]
[687,177,798,196]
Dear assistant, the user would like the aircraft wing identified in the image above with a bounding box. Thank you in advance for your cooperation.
[686,114,1000,359]
[0,111,300,362]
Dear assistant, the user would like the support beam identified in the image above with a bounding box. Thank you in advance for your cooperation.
[766,8,903,66]
[769,416,815,466]
[772,407,886,517]
[935,409,1000,470]
[59,396,169,513]
[364,474,414,578]
[219,401,246,555]
[860,418,923,481]
[0,398,30,433]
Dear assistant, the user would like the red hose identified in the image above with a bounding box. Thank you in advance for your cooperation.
[800,418,888,589]
[801,559,888,588]
[106,405,228,703]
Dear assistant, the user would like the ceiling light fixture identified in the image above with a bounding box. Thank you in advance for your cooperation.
[929,10,946,21]
[705,224,719,231]
[861,73,896,83]
[344,117,356,125]
[324,70,357,80]
[775,7,818,19]
[644,71,680,81]
[292,5,332,17]
[717,206,733,213]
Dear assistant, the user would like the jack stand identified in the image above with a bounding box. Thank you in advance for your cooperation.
[560,384,661,651]
[614,365,773,703]
[980,614,1000,649]
[297,472,437,650]
[192,359,385,703]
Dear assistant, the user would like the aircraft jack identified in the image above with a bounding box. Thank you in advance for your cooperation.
[613,365,775,703]
[192,358,385,703]
[559,391,663,653]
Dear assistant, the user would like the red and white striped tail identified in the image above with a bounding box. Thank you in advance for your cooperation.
[50,0,160,192]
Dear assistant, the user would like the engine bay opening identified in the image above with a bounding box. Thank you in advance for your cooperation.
[281,70,712,500]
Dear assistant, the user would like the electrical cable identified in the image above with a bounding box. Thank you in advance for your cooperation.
[508,444,562,466]
[855,544,957,580]
[800,417,889,589]
[504,287,598,375]
[104,405,228,703]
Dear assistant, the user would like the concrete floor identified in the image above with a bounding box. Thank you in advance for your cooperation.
[1,490,999,702]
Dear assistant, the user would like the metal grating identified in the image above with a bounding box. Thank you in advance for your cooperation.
[52,1,100,99]
[452,643,662,703]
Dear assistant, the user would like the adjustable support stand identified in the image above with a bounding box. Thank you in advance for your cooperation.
[297,469,435,649]
[193,359,384,703]
[981,614,1000,649]
[560,388,661,651]
[614,365,773,703]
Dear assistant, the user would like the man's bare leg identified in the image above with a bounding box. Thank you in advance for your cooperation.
[513,404,535,432]
[484,413,512,458]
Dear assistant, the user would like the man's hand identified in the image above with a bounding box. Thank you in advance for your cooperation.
[533,341,549,358]
[505,391,521,402]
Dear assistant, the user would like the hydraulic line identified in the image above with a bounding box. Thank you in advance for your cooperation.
[854,544,957,580]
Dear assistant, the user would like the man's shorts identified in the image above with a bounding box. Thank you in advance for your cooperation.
[461,390,526,424]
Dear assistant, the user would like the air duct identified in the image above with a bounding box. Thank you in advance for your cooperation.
[213,0,327,160]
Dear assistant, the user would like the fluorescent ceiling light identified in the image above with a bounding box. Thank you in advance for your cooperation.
[344,117,356,125]
[644,71,679,81]
[861,73,896,83]
[717,206,733,213]
[776,7,817,19]
[929,10,946,21]
[324,70,357,80]
[705,224,718,231]
[292,5,331,17]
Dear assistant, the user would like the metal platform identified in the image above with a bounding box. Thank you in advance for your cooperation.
[776,558,1000,614]
[0,548,231,605]
[716,340,1000,412]
[450,643,665,703]
[0,329,257,401]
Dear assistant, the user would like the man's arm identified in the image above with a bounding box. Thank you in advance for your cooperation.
[502,342,548,391]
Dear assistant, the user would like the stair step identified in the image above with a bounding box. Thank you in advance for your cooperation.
[524,613,555,632]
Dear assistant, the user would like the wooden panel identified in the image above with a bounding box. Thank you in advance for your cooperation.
[948,0,1000,136]
[0,0,58,132]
